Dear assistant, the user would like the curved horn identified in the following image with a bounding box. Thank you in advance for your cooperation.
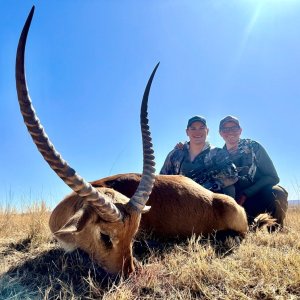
[128,63,159,211]
[15,6,121,222]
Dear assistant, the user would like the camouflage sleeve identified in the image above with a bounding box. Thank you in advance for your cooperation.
[214,165,238,188]
[184,148,238,191]
[243,142,279,197]
[159,149,178,175]
[237,175,252,189]
[210,149,238,188]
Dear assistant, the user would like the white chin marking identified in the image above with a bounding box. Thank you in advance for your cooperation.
[56,237,77,252]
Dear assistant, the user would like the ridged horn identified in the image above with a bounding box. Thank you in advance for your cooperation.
[128,63,159,211]
[15,6,122,222]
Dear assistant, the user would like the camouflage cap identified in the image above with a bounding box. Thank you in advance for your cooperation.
[187,116,207,128]
[219,115,240,130]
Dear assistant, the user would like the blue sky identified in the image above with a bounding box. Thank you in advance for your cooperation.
[1,0,300,209]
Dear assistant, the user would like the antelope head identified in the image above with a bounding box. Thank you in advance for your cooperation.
[16,6,158,276]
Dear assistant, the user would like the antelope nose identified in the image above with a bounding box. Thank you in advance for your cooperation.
[123,257,135,277]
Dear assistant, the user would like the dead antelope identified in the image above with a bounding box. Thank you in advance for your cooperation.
[16,7,279,277]
[16,6,157,276]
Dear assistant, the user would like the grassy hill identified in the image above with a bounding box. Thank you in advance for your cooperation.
[0,202,299,299]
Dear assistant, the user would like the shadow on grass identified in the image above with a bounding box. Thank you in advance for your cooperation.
[0,232,242,299]
[2,237,32,256]
[134,229,243,260]
[0,243,113,299]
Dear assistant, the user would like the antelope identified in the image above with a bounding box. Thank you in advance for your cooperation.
[16,6,157,276]
[16,7,285,277]
[93,173,287,235]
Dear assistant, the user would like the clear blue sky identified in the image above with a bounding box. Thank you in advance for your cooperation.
[1,0,300,209]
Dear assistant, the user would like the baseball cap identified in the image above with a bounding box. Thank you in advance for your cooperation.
[219,115,240,130]
[187,116,207,128]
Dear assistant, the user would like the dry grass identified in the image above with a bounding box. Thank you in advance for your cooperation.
[0,203,300,299]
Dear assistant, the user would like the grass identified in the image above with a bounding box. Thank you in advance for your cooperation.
[0,202,300,299]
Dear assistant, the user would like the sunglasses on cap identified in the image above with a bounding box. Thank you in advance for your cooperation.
[220,126,240,133]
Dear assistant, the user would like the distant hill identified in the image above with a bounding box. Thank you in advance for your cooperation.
[288,200,300,206]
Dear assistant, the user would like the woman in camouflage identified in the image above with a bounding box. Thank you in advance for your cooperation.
[219,115,288,225]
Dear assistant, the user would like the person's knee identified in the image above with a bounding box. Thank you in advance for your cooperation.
[272,185,288,226]
[255,185,288,226]
[272,185,288,201]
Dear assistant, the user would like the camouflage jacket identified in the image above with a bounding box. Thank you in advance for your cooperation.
[160,142,238,191]
[223,139,279,197]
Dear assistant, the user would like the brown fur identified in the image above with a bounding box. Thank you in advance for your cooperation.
[50,173,250,275]
[49,188,141,275]
[251,213,277,231]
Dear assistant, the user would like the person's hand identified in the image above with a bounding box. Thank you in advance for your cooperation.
[237,194,247,206]
[175,142,184,150]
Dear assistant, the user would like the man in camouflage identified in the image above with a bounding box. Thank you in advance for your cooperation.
[160,116,238,197]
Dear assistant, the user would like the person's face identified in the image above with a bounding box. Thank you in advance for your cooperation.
[219,121,242,145]
[186,121,209,145]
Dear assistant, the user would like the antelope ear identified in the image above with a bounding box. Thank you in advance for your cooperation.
[54,208,91,235]
[141,205,151,214]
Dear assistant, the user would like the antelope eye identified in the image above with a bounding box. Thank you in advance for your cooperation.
[100,232,113,248]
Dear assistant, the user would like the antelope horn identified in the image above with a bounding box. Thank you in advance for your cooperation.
[15,6,122,222]
[128,63,159,211]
